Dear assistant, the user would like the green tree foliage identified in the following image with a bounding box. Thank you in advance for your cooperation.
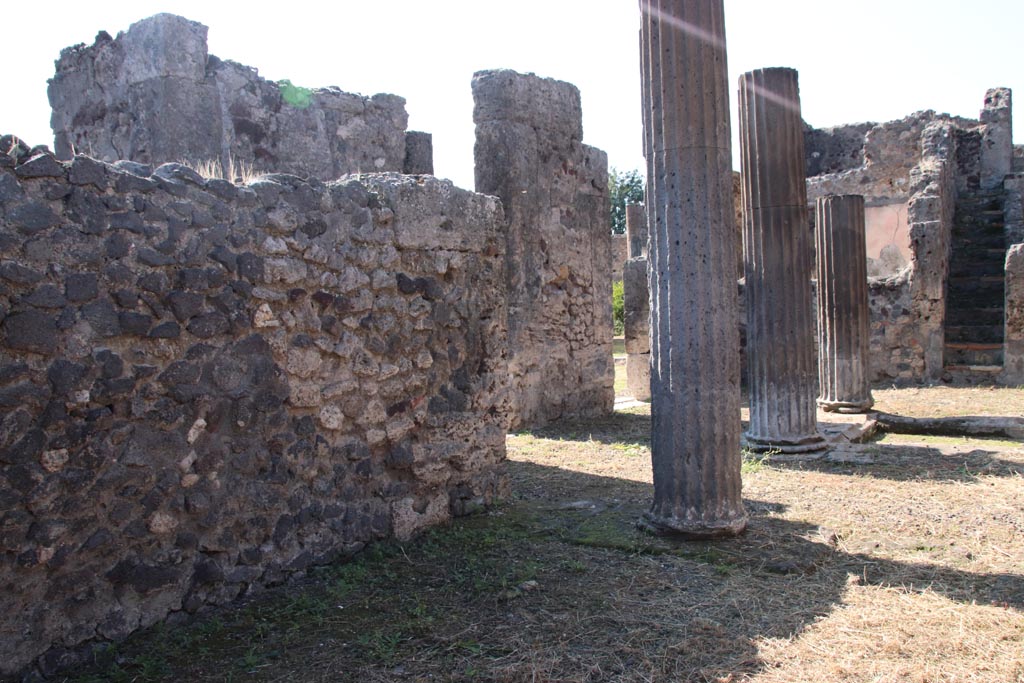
[609,168,644,235]
[612,279,625,336]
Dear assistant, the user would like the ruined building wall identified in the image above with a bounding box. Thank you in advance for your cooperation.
[472,69,614,429]
[0,144,509,677]
[865,123,958,381]
[48,14,411,180]
[806,110,973,279]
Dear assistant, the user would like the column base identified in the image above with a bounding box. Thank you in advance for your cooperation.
[818,398,874,414]
[639,510,748,540]
[744,432,828,454]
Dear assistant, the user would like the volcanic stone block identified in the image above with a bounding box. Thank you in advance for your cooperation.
[816,195,874,412]
[739,67,825,454]
[403,131,434,175]
[473,69,614,429]
[639,0,747,538]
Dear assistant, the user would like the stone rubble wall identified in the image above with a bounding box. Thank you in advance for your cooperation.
[1004,244,1024,385]
[980,88,1013,190]
[473,69,614,429]
[1014,145,1024,173]
[806,111,975,205]
[1004,174,1024,384]
[48,14,410,180]
[804,121,874,177]
[873,122,958,381]
[0,140,509,677]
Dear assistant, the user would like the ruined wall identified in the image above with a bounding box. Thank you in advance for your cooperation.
[804,121,874,177]
[473,69,614,429]
[0,142,509,677]
[48,14,410,180]
[980,88,1013,190]
[806,111,975,280]
[1004,244,1024,385]
[870,123,958,381]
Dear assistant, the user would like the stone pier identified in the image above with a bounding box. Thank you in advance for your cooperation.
[403,131,434,175]
[1004,244,1024,385]
[626,201,648,259]
[473,69,614,430]
[816,195,874,412]
[639,0,747,538]
[624,202,651,400]
[738,67,825,454]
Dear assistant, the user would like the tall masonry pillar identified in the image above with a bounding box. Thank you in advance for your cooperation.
[624,202,651,401]
[639,0,747,538]
[738,67,826,454]
[816,195,874,413]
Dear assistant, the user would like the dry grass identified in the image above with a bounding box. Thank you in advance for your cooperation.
[63,388,1024,683]
[181,156,261,185]
[873,384,1024,419]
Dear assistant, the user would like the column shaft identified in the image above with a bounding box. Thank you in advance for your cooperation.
[816,195,874,412]
[639,0,746,538]
[739,67,825,454]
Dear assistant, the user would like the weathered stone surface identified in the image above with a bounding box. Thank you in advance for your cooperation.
[625,201,647,260]
[0,151,509,677]
[816,195,874,412]
[48,14,411,179]
[473,69,613,429]
[639,0,746,538]
[403,131,434,175]
[622,256,650,401]
[980,88,1013,190]
[739,67,824,454]
[1003,244,1024,384]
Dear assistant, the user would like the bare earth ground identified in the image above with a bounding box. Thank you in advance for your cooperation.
[62,379,1023,683]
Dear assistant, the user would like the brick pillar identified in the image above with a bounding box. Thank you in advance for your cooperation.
[639,0,747,538]
[816,195,874,412]
[739,67,825,454]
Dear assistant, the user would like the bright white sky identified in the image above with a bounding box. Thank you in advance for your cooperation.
[4,1,1022,190]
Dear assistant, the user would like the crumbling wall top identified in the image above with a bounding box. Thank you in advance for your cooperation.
[472,70,583,139]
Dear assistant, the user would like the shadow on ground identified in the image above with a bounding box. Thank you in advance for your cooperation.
[64,424,1024,683]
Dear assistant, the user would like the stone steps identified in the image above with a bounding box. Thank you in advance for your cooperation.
[946,306,1004,326]
[943,188,1007,373]
[944,342,1004,367]
[945,324,1004,344]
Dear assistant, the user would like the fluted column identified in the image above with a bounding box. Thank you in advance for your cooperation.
[739,67,826,454]
[816,195,874,412]
[639,0,747,538]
